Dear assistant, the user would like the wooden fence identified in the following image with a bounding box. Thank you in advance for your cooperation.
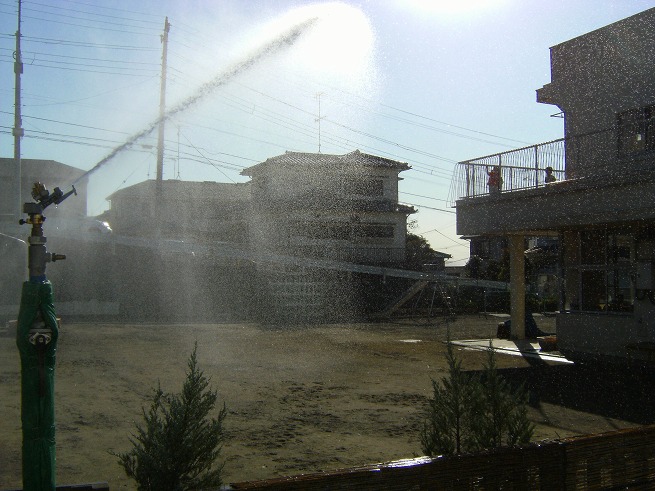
[230,425,655,490]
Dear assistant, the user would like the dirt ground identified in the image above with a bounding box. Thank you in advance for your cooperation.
[1,314,652,490]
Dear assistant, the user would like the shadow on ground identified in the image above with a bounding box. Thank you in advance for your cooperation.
[484,362,655,425]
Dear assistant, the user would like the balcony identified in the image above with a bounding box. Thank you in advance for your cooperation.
[449,125,655,206]
[448,139,565,205]
[452,128,655,236]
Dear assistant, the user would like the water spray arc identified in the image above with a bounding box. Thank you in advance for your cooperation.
[72,16,318,188]
[16,182,76,490]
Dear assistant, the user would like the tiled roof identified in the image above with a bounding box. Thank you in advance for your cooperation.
[241,150,411,176]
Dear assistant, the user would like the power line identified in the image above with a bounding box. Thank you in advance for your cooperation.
[40,0,161,20]
[400,202,456,214]
[16,35,157,50]
[218,81,456,175]
[0,46,160,66]
[5,113,251,174]
[20,127,148,147]
[421,228,467,245]
[321,90,526,148]
[8,113,252,172]
[25,0,161,27]
[21,12,159,35]
[16,22,466,183]
[2,60,158,76]
[20,57,158,73]
[258,65,530,148]
[0,110,132,134]
[238,82,459,164]
[2,10,466,195]
[0,75,159,108]
[399,191,450,203]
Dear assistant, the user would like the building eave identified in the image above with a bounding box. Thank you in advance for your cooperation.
[241,150,411,176]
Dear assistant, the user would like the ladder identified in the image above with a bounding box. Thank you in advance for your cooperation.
[433,281,456,320]
[376,280,429,318]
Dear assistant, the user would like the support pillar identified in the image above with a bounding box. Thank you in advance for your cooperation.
[509,234,526,340]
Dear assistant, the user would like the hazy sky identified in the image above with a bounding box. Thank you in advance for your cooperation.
[1,0,653,264]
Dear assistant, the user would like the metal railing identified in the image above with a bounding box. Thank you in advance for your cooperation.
[286,245,406,264]
[446,124,655,205]
[448,139,565,205]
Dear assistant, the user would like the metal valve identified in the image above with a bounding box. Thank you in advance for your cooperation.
[28,328,53,346]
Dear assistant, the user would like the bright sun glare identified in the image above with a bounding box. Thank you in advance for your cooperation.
[257,2,375,81]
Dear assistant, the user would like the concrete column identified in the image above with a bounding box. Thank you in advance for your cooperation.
[561,230,579,311]
[509,234,525,339]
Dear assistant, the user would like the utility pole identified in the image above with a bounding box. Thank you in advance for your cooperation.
[156,17,170,185]
[315,92,324,153]
[13,0,24,217]
[176,125,181,179]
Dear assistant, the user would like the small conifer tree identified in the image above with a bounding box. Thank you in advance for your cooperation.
[114,344,227,491]
[421,334,477,455]
[422,339,534,456]
[468,345,534,451]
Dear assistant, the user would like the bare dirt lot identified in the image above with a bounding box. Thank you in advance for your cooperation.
[1,314,653,489]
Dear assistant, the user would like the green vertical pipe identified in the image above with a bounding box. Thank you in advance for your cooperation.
[16,280,59,491]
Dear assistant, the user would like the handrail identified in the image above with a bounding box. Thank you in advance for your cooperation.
[448,139,565,205]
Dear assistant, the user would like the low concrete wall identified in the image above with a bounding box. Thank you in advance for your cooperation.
[557,311,636,361]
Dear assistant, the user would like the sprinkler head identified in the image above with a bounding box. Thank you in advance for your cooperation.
[28,183,77,213]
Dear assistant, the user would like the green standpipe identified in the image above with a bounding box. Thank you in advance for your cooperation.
[16,281,59,491]
[16,182,75,491]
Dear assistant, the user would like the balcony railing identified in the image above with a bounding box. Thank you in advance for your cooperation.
[448,139,565,205]
[447,124,655,205]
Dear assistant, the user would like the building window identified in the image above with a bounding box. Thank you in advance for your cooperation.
[567,230,634,313]
[346,179,384,197]
[352,223,395,240]
[290,221,353,241]
[291,221,394,241]
[618,104,655,155]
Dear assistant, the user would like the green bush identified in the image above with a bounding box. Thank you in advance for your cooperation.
[420,339,477,455]
[421,337,534,456]
[467,347,534,451]
[114,344,227,490]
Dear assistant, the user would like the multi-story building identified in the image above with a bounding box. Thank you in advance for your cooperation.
[0,158,89,321]
[0,158,87,223]
[453,8,655,364]
[107,179,251,243]
[99,150,419,322]
[242,150,415,264]
[241,150,416,322]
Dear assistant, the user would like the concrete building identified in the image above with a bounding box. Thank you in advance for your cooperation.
[453,8,655,364]
[241,150,416,322]
[107,179,251,243]
[241,150,415,264]
[102,179,254,321]
[99,150,423,323]
[2,150,449,324]
[465,236,508,264]
[0,158,87,222]
[0,159,98,321]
